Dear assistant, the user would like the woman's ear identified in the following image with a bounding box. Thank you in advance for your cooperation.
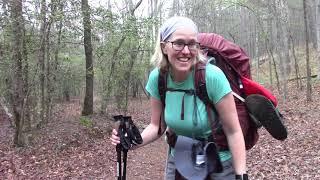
[161,42,168,54]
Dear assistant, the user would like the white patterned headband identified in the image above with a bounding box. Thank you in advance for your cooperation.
[159,16,198,41]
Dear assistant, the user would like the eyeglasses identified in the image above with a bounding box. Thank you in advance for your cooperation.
[166,40,200,51]
[200,46,209,54]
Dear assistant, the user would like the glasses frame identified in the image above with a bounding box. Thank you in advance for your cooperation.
[166,40,200,52]
[199,46,209,54]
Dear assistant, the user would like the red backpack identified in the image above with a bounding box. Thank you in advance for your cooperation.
[158,33,270,150]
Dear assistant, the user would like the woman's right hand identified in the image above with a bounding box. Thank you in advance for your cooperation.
[110,129,120,146]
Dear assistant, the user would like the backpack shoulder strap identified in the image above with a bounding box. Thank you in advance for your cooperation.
[194,62,221,137]
[157,68,168,135]
[158,68,167,107]
[194,62,214,109]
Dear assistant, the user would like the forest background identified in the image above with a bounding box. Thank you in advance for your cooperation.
[0,0,319,179]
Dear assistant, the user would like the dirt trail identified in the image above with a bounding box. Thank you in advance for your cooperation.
[1,84,320,179]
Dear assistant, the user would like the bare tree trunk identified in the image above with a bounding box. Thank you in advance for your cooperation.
[149,0,163,51]
[169,0,181,17]
[104,37,125,113]
[275,25,285,87]
[38,0,47,127]
[303,0,312,101]
[53,1,64,94]
[270,50,281,93]
[124,50,138,115]
[308,0,318,49]
[282,0,291,76]
[273,0,288,100]
[22,25,31,131]
[99,65,107,114]
[275,0,290,100]
[104,0,143,114]
[289,35,302,89]
[317,0,320,80]
[10,0,26,146]
[266,15,274,86]
[45,1,59,122]
[132,79,139,98]
[81,0,94,115]
[99,3,113,114]
[254,23,260,81]
[45,19,52,122]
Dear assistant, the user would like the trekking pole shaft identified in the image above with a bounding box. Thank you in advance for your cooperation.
[114,119,122,180]
[122,149,128,180]
[116,145,122,180]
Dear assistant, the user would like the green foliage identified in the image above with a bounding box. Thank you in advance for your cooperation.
[0,18,13,98]
[57,55,85,98]
[79,116,93,128]
[92,8,155,112]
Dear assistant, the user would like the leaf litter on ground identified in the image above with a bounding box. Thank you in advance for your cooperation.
[0,82,319,179]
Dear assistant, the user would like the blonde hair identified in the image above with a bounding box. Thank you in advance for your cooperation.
[150,34,168,70]
[150,33,206,71]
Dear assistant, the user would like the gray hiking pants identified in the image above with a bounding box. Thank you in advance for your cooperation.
[164,152,235,180]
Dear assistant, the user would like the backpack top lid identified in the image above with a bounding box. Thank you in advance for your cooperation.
[198,33,251,79]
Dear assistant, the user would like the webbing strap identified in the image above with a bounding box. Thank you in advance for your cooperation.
[158,69,168,135]
[194,62,224,146]
[232,91,245,102]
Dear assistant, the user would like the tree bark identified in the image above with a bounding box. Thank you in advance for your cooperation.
[123,45,140,114]
[81,0,94,115]
[308,0,317,49]
[21,20,31,131]
[10,0,26,146]
[271,0,288,100]
[289,35,302,89]
[37,0,47,126]
[282,0,291,76]
[53,1,64,93]
[45,16,53,122]
[317,0,320,80]
[303,0,312,101]
[266,12,274,87]
[275,0,290,100]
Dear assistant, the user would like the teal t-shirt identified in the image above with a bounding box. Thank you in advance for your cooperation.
[145,64,232,161]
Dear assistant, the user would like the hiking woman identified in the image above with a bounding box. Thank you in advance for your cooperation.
[110,16,248,180]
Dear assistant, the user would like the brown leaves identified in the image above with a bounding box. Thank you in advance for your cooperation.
[246,83,320,179]
[1,83,320,179]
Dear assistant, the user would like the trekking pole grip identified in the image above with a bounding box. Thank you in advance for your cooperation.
[113,115,123,131]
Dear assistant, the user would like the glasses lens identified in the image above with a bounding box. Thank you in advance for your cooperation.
[172,41,185,51]
[169,41,199,51]
[188,43,199,50]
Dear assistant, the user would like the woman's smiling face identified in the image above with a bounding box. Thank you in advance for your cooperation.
[161,28,199,76]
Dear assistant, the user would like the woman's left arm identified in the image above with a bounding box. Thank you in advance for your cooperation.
[214,92,246,175]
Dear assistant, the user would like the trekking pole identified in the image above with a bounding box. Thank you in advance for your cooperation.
[113,115,143,180]
[113,115,123,180]
[121,116,130,180]
[116,144,122,180]
[122,149,128,180]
